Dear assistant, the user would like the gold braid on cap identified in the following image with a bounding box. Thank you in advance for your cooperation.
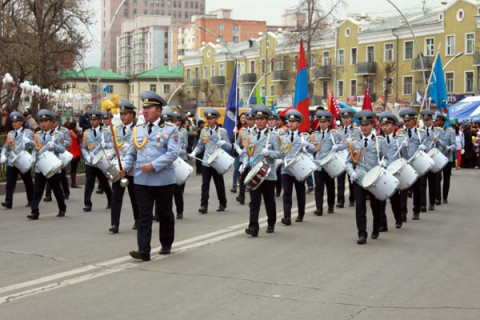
[83,131,96,150]
[349,140,363,164]
[133,126,148,149]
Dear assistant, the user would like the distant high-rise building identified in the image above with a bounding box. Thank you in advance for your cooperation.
[101,0,206,72]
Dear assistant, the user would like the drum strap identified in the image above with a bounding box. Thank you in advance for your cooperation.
[34,134,44,151]
[246,134,256,157]
[83,131,96,150]
[349,140,364,164]
[7,131,15,148]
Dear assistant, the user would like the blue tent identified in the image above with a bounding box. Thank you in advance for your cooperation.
[449,96,480,123]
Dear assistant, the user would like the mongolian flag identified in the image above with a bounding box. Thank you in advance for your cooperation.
[293,38,311,132]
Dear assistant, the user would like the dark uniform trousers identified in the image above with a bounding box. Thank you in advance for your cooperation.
[282,174,306,219]
[436,161,453,202]
[337,171,355,205]
[200,166,227,209]
[380,190,403,228]
[5,166,34,206]
[354,183,383,237]
[275,166,282,195]
[111,175,138,226]
[31,172,66,214]
[400,177,422,216]
[314,170,335,213]
[238,167,250,200]
[84,165,112,208]
[135,184,175,253]
[249,180,276,232]
[45,168,70,198]
[420,171,437,207]
[173,183,185,214]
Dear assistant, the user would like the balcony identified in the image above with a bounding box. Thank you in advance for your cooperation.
[188,78,201,88]
[473,52,480,66]
[412,57,433,71]
[241,73,257,84]
[273,70,289,82]
[355,62,377,75]
[313,66,332,80]
[211,76,225,86]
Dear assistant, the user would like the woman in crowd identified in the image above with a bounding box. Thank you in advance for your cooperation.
[454,125,465,170]
[68,122,82,188]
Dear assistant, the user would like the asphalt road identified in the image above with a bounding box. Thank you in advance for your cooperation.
[0,168,479,319]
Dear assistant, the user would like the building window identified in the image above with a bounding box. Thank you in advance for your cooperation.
[211,65,215,77]
[270,85,275,96]
[164,84,171,94]
[217,24,224,30]
[261,59,266,74]
[322,51,330,66]
[310,54,315,67]
[465,71,474,93]
[384,43,393,62]
[425,38,435,56]
[233,25,239,31]
[446,35,455,56]
[150,84,157,92]
[219,64,224,76]
[466,33,475,55]
[275,56,284,70]
[107,85,114,94]
[133,8,137,15]
[404,41,413,60]
[233,36,239,43]
[260,86,266,98]
[186,69,191,81]
[367,46,375,62]
[203,66,207,78]
[350,79,357,96]
[218,35,224,41]
[337,49,344,66]
[337,80,344,97]
[446,72,454,93]
[250,60,255,73]
[350,48,357,65]
[294,55,298,70]
[403,76,413,95]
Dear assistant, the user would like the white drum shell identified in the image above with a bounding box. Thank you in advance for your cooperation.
[319,151,346,178]
[386,158,418,190]
[93,152,111,172]
[174,158,193,185]
[408,150,434,176]
[207,149,234,175]
[337,149,349,162]
[105,163,120,183]
[12,151,34,174]
[285,153,316,181]
[245,161,271,190]
[362,166,399,201]
[428,148,448,173]
[36,151,62,179]
[59,151,73,169]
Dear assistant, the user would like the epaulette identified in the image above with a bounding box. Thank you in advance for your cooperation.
[164,122,174,126]
[397,129,405,133]
[446,127,454,131]
[395,133,404,137]
[330,129,337,132]
[418,128,425,132]
[136,123,146,127]
[377,136,384,139]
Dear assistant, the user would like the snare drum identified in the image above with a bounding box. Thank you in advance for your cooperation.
[337,149,349,162]
[408,149,434,176]
[386,158,418,191]
[285,153,316,182]
[92,152,112,172]
[12,151,34,174]
[244,161,271,190]
[58,151,73,169]
[174,157,193,185]
[36,151,62,179]
[427,148,448,173]
[207,148,234,175]
[362,166,399,201]
[319,151,346,178]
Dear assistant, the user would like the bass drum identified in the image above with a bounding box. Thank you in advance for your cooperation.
[285,153,316,182]
[207,148,234,175]
[362,166,399,201]
[245,161,270,190]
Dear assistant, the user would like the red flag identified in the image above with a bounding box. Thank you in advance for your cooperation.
[279,105,293,117]
[293,39,311,132]
[328,89,341,129]
[362,86,372,111]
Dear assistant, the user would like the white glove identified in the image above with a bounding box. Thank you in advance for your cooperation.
[445,146,452,151]
[46,141,55,150]
[217,140,227,147]
[461,149,465,155]
[261,148,270,157]
[237,149,244,157]
[419,144,427,151]
[275,159,283,166]
[402,139,409,147]
[301,140,310,148]
[188,152,196,159]
[239,164,245,173]
[331,145,338,152]
[350,172,359,183]
[345,138,352,145]
[0,154,6,164]
[86,155,92,163]
[380,159,388,168]
[233,127,238,135]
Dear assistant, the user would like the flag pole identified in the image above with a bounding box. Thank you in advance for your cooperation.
[419,44,441,113]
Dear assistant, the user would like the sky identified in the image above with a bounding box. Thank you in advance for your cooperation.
[83,0,438,67]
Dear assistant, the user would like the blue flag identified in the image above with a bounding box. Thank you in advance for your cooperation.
[429,54,449,124]
[224,65,237,141]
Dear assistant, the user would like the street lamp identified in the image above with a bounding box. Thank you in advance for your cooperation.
[443,52,464,70]
[167,82,186,105]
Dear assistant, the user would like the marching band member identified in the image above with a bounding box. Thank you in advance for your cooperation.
[307,110,342,216]
[378,112,403,229]
[81,109,113,212]
[44,115,71,202]
[397,109,427,221]
[433,113,456,205]
[268,111,285,197]
[109,100,138,234]
[419,110,438,211]
[242,105,283,237]
[172,111,188,219]
[346,110,388,244]
[1,112,34,209]
[230,112,247,194]
[188,108,231,214]
[102,111,113,130]
[235,109,256,205]
[122,91,180,260]
[337,108,361,208]
[280,109,309,225]
[28,110,67,220]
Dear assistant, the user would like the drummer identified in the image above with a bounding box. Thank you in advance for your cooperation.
[0,112,34,209]
[28,110,67,220]
[268,111,284,198]
[337,108,361,209]
[81,109,113,212]
[419,110,438,211]
[188,108,231,214]
[235,109,256,205]
[172,111,188,220]
[378,112,403,229]
[109,100,138,234]
[43,115,71,202]
[306,110,342,216]
[242,105,283,237]
[397,109,427,221]
[433,113,456,205]
[346,110,388,244]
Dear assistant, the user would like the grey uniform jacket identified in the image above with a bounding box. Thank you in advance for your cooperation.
[81,127,114,166]
[114,123,134,176]
[1,128,34,167]
[280,131,311,176]
[178,127,188,161]
[434,127,456,162]
[193,126,232,167]
[338,125,361,149]
[307,129,343,171]
[346,134,388,184]
[56,126,71,149]
[382,133,401,164]
[396,127,426,160]
[32,130,66,175]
